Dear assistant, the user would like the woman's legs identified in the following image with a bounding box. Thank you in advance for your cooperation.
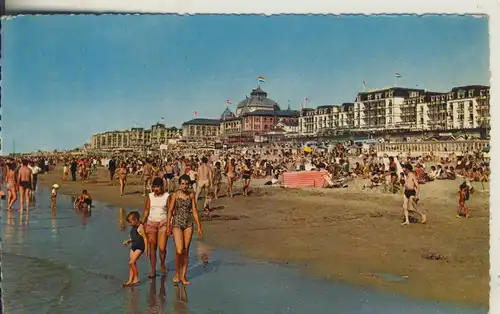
[181,227,194,285]
[147,232,158,278]
[214,183,220,199]
[172,228,184,283]
[157,231,168,274]
[120,179,126,196]
[8,188,16,209]
[228,177,234,198]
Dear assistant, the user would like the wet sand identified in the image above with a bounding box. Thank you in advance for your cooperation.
[38,166,489,307]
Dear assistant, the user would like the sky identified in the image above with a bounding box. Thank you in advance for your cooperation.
[1,15,489,153]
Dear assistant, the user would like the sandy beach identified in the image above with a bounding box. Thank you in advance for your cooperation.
[38,165,489,307]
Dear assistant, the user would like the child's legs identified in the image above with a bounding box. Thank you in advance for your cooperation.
[402,195,410,222]
[127,250,135,281]
[129,249,143,280]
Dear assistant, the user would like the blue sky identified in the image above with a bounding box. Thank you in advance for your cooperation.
[2,15,489,153]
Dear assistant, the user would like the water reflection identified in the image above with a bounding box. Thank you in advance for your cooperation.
[51,207,57,238]
[173,284,188,314]
[196,240,211,267]
[2,188,488,314]
[19,210,29,226]
[148,275,167,313]
[127,287,139,314]
[119,208,126,231]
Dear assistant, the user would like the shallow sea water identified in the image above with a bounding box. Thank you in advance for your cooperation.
[1,188,487,314]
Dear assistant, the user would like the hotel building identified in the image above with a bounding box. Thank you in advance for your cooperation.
[298,85,490,135]
[91,123,180,151]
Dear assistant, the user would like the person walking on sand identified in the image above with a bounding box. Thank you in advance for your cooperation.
[195,156,212,203]
[116,163,128,196]
[70,159,78,181]
[63,163,69,181]
[167,174,203,285]
[141,160,154,196]
[241,159,252,196]
[401,164,426,225]
[142,177,170,278]
[108,157,117,183]
[225,158,236,198]
[213,161,222,199]
[17,159,33,211]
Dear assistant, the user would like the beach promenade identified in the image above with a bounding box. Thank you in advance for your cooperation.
[34,165,490,307]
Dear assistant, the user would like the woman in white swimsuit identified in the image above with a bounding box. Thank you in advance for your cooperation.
[142,177,170,278]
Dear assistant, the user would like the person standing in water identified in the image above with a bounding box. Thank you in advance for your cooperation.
[142,177,170,278]
[6,162,18,210]
[167,174,203,285]
[17,159,33,211]
[123,211,148,287]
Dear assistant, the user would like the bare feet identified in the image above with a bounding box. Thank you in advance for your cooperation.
[160,265,168,274]
[148,273,156,279]
[401,221,410,226]
[421,215,427,224]
[456,214,462,219]
[123,278,140,287]
[181,278,190,285]
[173,274,180,284]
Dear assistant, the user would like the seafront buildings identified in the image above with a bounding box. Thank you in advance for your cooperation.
[89,84,490,151]
[91,123,180,151]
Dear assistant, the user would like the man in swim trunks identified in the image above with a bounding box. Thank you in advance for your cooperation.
[17,159,33,211]
[401,164,426,225]
[195,156,213,203]
[141,159,153,196]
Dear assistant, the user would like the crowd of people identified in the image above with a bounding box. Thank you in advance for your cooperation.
[0,140,490,285]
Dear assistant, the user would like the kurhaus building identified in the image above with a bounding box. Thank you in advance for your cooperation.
[91,123,180,151]
[299,85,490,135]
[182,87,300,143]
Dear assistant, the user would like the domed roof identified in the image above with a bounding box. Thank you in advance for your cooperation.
[236,87,281,112]
[221,107,235,120]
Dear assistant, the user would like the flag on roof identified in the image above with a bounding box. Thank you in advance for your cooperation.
[257,76,265,83]
[395,73,402,78]
[304,97,309,102]
[193,111,198,117]
[160,117,164,120]
[226,99,232,105]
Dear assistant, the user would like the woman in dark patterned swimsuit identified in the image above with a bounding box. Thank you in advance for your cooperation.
[167,174,203,285]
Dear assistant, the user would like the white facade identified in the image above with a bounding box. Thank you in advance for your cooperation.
[297,86,490,135]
